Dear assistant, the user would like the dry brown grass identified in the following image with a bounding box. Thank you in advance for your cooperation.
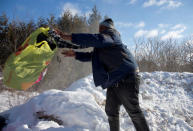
[36,111,63,125]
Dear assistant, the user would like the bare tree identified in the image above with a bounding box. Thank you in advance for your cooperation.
[133,37,193,72]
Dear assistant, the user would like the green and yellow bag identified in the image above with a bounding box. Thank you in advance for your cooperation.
[3,27,57,90]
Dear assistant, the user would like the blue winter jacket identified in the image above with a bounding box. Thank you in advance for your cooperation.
[72,29,139,89]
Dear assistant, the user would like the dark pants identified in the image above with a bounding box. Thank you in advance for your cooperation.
[105,74,150,131]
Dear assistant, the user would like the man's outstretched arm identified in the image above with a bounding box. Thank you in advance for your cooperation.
[53,29,116,48]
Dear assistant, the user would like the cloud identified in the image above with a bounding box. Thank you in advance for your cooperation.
[167,0,182,9]
[129,0,137,4]
[143,0,157,7]
[146,29,159,38]
[161,24,186,40]
[136,21,145,28]
[160,30,166,34]
[161,30,183,40]
[134,30,147,38]
[158,24,169,28]
[61,3,82,16]
[116,21,145,28]
[134,23,187,40]
[171,24,186,30]
[115,22,133,28]
[134,29,158,38]
[143,0,182,9]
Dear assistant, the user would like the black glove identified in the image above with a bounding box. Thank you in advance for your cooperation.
[48,29,82,49]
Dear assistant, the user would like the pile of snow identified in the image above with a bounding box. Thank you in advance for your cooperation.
[0,72,193,131]
[140,72,193,131]
[2,89,108,131]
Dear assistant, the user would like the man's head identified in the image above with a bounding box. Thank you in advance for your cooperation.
[99,18,114,33]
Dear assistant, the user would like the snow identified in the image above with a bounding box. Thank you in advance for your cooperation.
[139,72,193,131]
[0,72,193,131]
[2,89,108,131]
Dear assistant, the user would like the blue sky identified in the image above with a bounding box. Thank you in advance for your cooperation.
[0,0,193,46]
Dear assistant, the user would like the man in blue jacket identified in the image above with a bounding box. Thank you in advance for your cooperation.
[53,18,149,131]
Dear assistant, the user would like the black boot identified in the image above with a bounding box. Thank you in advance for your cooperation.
[108,116,120,131]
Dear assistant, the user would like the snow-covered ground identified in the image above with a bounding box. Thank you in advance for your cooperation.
[0,72,193,131]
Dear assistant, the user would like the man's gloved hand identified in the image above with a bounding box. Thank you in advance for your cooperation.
[48,29,81,49]
[53,28,66,36]
[53,28,72,41]
[61,49,75,57]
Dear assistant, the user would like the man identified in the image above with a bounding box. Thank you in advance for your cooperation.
[53,18,150,131]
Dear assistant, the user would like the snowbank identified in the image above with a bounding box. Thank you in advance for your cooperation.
[1,72,193,131]
[139,72,193,131]
[2,88,108,131]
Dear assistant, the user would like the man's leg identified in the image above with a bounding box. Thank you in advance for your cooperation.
[114,75,150,131]
[105,87,121,131]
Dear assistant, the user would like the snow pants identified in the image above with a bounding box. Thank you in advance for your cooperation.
[105,73,150,131]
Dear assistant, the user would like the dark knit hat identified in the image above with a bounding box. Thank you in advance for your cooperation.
[99,18,114,29]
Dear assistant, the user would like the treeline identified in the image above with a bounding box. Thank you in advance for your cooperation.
[134,38,193,72]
